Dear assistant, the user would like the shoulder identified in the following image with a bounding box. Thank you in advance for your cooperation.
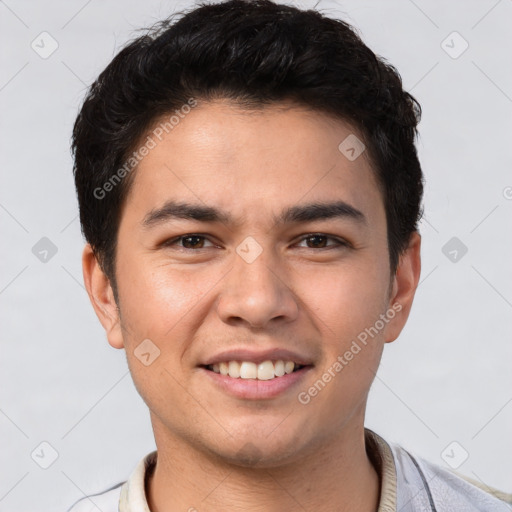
[66,450,157,512]
[390,442,512,511]
[66,481,124,512]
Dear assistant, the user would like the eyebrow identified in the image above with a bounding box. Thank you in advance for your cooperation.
[141,199,367,229]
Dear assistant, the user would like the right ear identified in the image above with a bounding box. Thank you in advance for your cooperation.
[82,244,124,349]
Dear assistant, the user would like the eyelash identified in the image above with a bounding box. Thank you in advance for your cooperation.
[162,233,349,251]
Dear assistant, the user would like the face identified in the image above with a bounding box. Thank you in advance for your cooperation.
[85,99,420,467]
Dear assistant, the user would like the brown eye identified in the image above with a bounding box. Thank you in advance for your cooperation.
[305,235,328,248]
[181,235,206,249]
[297,234,348,249]
[162,234,215,250]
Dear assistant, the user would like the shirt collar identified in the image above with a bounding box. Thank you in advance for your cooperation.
[365,428,398,512]
[119,428,397,511]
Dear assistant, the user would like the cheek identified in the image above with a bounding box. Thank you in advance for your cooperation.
[115,259,208,415]
[298,271,387,420]
[116,255,213,339]
[298,261,390,341]
[296,260,389,405]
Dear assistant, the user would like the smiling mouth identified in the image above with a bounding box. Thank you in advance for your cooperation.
[202,360,307,380]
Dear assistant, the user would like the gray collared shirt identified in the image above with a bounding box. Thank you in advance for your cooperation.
[67,429,512,511]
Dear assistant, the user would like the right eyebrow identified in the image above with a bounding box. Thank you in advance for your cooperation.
[142,200,232,228]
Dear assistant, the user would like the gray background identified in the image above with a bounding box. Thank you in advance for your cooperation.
[1,0,511,510]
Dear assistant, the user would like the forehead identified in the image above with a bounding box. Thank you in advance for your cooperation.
[122,100,384,229]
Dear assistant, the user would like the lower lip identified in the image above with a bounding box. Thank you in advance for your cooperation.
[199,366,313,400]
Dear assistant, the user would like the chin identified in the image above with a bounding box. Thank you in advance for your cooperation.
[204,428,311,469]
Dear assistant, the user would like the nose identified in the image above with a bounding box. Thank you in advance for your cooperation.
[216,244,299,329]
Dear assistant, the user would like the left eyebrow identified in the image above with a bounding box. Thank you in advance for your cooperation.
[274,200,367,227]
[141,199,367,229]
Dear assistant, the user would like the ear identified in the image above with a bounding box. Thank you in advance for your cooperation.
[384,231,421,343]
[82,244,124,349]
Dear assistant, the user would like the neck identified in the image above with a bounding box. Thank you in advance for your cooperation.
[146,418,380,512]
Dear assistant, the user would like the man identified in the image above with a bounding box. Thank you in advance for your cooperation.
[67,0,511,510]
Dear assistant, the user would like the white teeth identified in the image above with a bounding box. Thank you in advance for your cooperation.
[209,359,303,380]
[228,361,240,378]
[239,361,257,379]
[284,361,295,374]
[219,362,229,376]
[274,360,285,377]
[257,360,275,380]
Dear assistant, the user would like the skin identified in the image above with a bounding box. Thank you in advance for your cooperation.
[83,99,421,512]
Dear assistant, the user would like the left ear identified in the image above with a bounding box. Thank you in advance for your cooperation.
[384,231,421,343]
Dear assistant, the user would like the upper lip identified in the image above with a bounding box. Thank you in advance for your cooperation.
[200,348,314,367]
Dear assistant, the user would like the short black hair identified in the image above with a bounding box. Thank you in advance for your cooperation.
[72,0,423,297]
